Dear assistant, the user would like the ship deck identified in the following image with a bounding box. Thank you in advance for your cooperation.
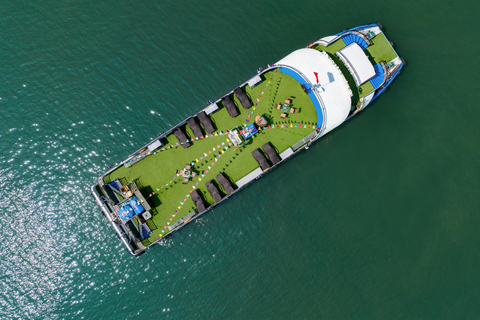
[94,24,404,254]
[104,69,318,245]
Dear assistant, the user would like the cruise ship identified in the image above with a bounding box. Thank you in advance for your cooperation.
[90,23,404,256]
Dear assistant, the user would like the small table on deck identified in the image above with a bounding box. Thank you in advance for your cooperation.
[181,168,191,178]
[280,103,291,113]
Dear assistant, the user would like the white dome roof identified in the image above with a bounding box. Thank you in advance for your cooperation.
[276,48,352,134]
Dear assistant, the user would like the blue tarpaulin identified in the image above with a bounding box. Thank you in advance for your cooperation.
[108,179,122,192]
[119,204,135,221]
[129,197,145,215]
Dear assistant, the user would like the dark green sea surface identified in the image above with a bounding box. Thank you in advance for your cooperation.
[1,0,480,319]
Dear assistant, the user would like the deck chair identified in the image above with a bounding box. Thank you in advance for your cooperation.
[234,87,252,109]
[206,180,223,203]
[174,128,191,149]
[191,190,206,213]
[222,96,239,118]
[186,117,203,138]
[262,142,281,165]
[198,112,215,134]
[251,148,271,171]
[216,173,235,195]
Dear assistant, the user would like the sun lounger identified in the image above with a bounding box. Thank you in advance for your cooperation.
[191,190,201,202]
[191,190,206,213]
[198,111,215,134]
[205,180,223,203]
[234,87,252,109]
[262,142,281,165]
[222,96,239,118]
[186,117,203,138]
[216,173,235,195]
[174,127,191,149]
[251,149,270,171]
[196,201,206,213]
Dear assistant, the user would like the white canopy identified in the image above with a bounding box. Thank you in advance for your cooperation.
[276,48,352,134]
[336,43,375,86]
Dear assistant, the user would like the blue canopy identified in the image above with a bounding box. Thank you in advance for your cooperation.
[118,204,135,221]
[129,197,145,215]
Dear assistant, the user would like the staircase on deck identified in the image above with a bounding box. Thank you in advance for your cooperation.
[342,33,369,50]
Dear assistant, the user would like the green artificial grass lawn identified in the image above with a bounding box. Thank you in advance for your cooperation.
[105,69,318,245]
[359,81,375,98]
[366,32,398,64]
[315,38,347,55]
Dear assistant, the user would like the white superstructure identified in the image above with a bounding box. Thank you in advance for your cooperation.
[336,43,375,86]
[276,48,353,134]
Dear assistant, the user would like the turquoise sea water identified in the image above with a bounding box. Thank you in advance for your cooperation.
[1,0,480,318]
